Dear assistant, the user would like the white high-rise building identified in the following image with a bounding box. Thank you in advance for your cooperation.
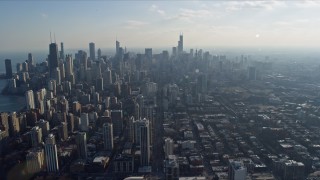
[165,138,174,158]
[53,67,61,85]
[26,90,35,110]
[103,123,114,151]
[80,113,89,131]
[44,134,59,172]
[76,132,87,159]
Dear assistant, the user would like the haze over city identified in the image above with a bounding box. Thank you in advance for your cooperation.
[1,1,320,52]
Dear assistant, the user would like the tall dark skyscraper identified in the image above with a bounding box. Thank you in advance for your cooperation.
[178,33,183,54]
[89,42,95,60]
[60,42,64,60]
[5,59,13,78]
[49,43,59,78]
[116,40,120,56]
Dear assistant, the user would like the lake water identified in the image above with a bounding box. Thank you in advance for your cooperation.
[0,79,26,112]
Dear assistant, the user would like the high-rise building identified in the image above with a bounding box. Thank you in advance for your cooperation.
[30,126,42,147]
[65,55,73,80]
[89,42,95,60]
[103,68,112,87]
[28,53,34,65]
[26,90,35,110]
[0,112,9,137]
[116,40,120,56]
[96,76,104,91]
[103,123,114,151]
[49,43,59,78]
[165,138,174,158]
[76,132,87,159]
[5,59,12,78]
[140,119,150,167]
[53,67,61,85]
[58,122,68,141]
[110,110,123,136]
[80,113,89,131]
[26,148,45,174]
[76,50,88,70]
[145,48,152,60]
[178,34,183,54]
[228,160,247,180]
[60,42,64,60]
[164,155,179,180]
[97,48,101,60]
[37,119,50,138]
[8,112,20,137]
[44,134,59,172]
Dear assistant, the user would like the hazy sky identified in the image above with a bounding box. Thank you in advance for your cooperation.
[1,1,320,52]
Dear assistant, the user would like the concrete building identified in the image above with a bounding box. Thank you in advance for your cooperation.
[45,134,59,172]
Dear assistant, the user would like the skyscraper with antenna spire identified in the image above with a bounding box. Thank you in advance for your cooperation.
[49,33,59,78]
[178,33,183,55]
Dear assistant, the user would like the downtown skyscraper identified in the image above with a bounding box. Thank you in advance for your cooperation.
[45,134,59,172]
[89,42,95,60]
[48,43,59,78]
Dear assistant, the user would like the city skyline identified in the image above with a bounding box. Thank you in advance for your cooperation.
[1,1,320,52]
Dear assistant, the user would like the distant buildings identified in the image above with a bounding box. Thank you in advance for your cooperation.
[5,59,12,78]
[26,148,45,174]
[89,42,95,60]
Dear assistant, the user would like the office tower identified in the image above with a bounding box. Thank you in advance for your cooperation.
[28,53,34,65]
[37,119,50,138]
[165,138,174,158]
[89,42,95,60]
[8,112,20,137]
[97,48,101,60]
[73,101,81,115]
[67,113,74,133]
[93,92,100,105]
[96,77,104,91]
[228,160,247,180]
[128,116,135,143]
[45,134,59,172]
[59,61,65,81]
[48,79,56,96]
[172,47,177,57]
[16,63,22,73]
[116,40,120,56]
[145,48,152,60]
[53,67,61,85]
[248,66,257,80]
[26,148,45,174]
[77,50,88,70]
[134,118,150,146]
[49,43,59,78]
[60,42,64,60]
[5,59,12,78]
[31,126,42,147]
[26,90,35,110]
[22,61,29,72]
[103,123,114,151]
[197,74,207,94]
[76,132,87,159]
[0,112,9,137]
[110,110,123,137]
[178,33,183,54]
[164,155,179,180]
[80,113,89,132]
[140,119,150,167]
[103,68,112,87]
[58,122,68,141]
[65,55,73,80]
